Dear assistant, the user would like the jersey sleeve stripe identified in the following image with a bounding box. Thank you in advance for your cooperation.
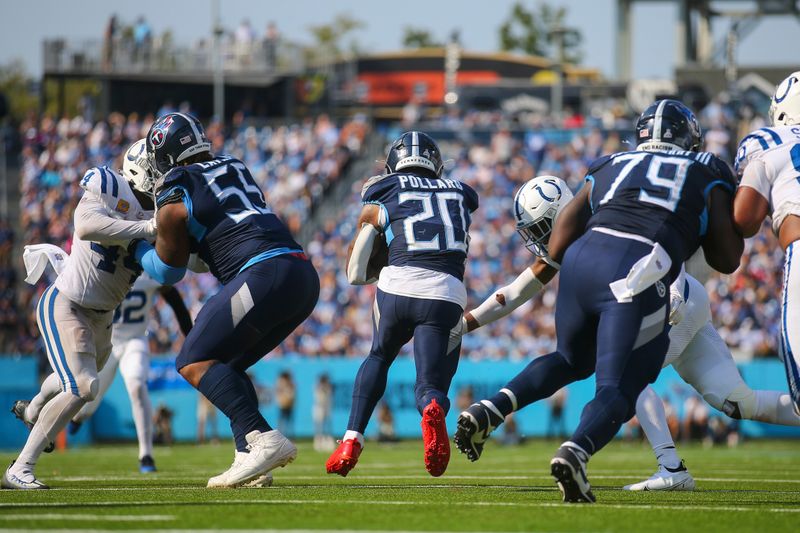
[110,169,119,197]
[759,127,783,146]
[740,133,770,150]
[98,167,108,194]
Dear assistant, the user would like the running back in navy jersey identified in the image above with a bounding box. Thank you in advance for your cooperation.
[361,172,479,280]
[155,156,302,284]
[585,150,737,266]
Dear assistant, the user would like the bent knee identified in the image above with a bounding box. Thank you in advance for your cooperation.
[75,374,100,401]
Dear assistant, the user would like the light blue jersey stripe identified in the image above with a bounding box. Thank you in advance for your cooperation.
[48,288,78,395]
[238,247,304,275]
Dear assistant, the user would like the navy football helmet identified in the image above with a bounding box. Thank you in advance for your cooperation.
[146,113,211,178]
[635,99,702,152]
[385,131,444,177]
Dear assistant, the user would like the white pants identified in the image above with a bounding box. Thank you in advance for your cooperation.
[781,241,800,408]
[76,337,150,420]
[74,336,153,459]
[671,322,746,411]
[36,285,113,401]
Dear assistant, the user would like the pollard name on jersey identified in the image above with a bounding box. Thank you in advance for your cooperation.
[585,149,737,273]
[735,125,800,233]
[55,167,151,311]
[361,172,479,281]
[112,274,161,344]
[155,156,303,285]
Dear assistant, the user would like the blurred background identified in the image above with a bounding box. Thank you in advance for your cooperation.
[0,0,798,450]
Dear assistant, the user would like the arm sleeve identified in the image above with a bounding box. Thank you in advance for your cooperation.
[160,287,193,336]
[470,268,544,328]
[347,224,379,285]
[132,241,187,286]
[74,194,156,245]
[738,158,771,202]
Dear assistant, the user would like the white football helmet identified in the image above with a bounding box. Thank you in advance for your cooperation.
[769,71,800,127]
[513,175,574,257]
[123,139,155,194]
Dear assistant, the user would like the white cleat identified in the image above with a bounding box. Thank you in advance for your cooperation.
[206,430,296,488]
[243,472,274,488]
[623,461,696,491]
[1,462,49,490]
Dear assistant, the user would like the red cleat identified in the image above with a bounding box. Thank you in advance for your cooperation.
[421,399,450,477]
[326,438,362,477]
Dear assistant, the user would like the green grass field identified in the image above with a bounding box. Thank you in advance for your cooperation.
[0,438,798,532]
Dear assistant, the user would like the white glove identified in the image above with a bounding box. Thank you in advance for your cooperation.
[447,316,468,354]
[145,217,157,238]
[668,288,686,326]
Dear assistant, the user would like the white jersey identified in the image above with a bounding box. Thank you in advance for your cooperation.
[663,274,712,368]
[55,166,155,311]
[111,274,162,344]
[735,125,800,233]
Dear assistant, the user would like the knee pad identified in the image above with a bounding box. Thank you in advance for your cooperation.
[75,373,100,402]
[716,383,757,420]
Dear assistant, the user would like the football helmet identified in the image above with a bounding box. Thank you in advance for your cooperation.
[770,71,800,126]
[146,112,211,179]
[635,99,702,152]
[385,131,444,177]
[122,139,155,194]
[513,175,574,257]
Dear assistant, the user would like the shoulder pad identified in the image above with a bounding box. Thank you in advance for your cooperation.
[361,174,393,201]
[587,154,614,174]
[734,128,784,176]
[80,166,123,199]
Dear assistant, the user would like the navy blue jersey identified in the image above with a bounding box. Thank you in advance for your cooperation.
[156,156,302,284]
[361,172,479,280]
[585,150,736,266]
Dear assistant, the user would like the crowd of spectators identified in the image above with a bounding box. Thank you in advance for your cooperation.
[4,98,788,365]
[11,109,366,357]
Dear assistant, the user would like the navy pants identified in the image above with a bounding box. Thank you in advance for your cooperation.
[177,254,319,371]
[347,289,463,433]
[178,254,319,451]
[505,230,670,454]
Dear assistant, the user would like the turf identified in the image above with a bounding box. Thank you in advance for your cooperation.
[0,438,798,532]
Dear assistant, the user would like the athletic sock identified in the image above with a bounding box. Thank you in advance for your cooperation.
[197,363,269,452]
[635,385,680,468]
[26,373,62,424]
[125,377,154,459]
[485,390,516,418]
[16,391,85,470]
[489,352,579,417]
[343,430,365,447]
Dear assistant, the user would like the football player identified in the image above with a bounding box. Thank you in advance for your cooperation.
[130,113,319,488]
[326,131,479,478]
[67,273,193,474]
[3,140,157,489]
[453,100,743,502]
[733,71,800,413]
[451,174,800,491]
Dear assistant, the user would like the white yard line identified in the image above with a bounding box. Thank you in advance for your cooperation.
[0,514,174,522]
[0,499,797,514]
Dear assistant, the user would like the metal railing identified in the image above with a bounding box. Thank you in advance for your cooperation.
[43,37,306,76]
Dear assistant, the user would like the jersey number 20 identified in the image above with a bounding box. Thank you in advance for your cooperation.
[399,191,468,252]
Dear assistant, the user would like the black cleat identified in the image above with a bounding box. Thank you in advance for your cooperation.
[550,444,596,503]
[139,455,157,473]
[11,401,53,453]
[453,401,504,462]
